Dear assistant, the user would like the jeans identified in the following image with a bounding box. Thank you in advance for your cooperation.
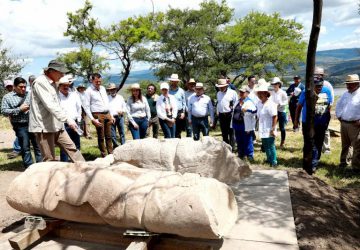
[233,123,254,158]
[191,116,209,141]
[111,115,125,147]
[278,111,287,143]
[159,119,176,138]
[129,117,148,139]
[13,137,21,153]
[60,123,81,162]
[13,123,42,167]
[262,137,277,165]
[219,112,235,148]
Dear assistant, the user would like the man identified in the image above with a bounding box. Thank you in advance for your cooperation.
[145,83,159,138]
[29,60,85,162]
[27,75,36,93]
[294,77,332,175]
[3,80,22,159]
[84,73,114,157]
[247,75,259,105]
[216,78,238,148]
[1,77,42,167]
[185,78,196,137]
[188,82,214,141]
[286,75,305,131]
[335,74,360,169]
[314,67,334,154]
[58,75,82,162]
[76,84,92,139]
[169,73,186,138]
[107,83,126,147]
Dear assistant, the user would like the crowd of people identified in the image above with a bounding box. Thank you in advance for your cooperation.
[1,60,359,174]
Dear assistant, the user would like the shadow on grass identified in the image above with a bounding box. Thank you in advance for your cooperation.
[0,148,17,154]
[0,160,24,172]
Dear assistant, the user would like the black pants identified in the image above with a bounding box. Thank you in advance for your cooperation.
[289,103,297,129]
[175,109,186,138]
[219,112,235,148]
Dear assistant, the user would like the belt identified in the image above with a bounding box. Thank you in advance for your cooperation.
[219,112,232,116]
[341,119,358,124]
[192,115,207,119]
[11,122,29,127]
[92,111,109,115]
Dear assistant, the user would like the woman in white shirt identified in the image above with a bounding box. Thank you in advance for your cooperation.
[270,77,288,148]
[256,84,278,167]
[156,82,178,138]
[231,86,257,161]
[126,83,151,140]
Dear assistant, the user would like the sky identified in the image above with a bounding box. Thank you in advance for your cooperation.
[0,0,359,79]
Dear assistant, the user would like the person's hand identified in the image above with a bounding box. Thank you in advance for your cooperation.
[19,104,29,112]
[209,122,213,128]
[242,108,246,113]
[168,118,175,124]
[111,117,115,124]
[294,121,299,129]
[68,119,78,131]
[188,120,192,125]
[132,122,139,130]
[92,119,102,128]
[118,111,123,116]
[180,113,185,119]
[270,129,277,137]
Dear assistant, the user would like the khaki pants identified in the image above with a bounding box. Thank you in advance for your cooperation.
[340,121,360,168]
[35,131,85,162]
[83,114,92,138]
[92,113,113,157]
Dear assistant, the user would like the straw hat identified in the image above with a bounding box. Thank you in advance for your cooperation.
[239,86,251,93]
[257,78,270,88]
[58,75,72,85]
[314,67,325,75]
[130,83,141,89]
[344,74,360,84]
[294,87,302,96]
[160,82,169,90]
[270,77,282,87]
[106,83,117,90]
[216,79,228,88]
[188,78,196,84]
[169,73,180,82]
[195,82,204,89]
[254,84,270,93]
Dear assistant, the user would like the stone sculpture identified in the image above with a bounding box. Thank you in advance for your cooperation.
[7,162,238,239]
[113,137,251,184]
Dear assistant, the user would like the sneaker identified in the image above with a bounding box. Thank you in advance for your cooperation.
[7,151,21,159]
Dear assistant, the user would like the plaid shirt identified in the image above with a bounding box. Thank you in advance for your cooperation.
[1,91,30,124]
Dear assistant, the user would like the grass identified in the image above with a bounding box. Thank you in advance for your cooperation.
[0,116,359,189]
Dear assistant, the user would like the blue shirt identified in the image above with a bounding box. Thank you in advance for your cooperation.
[169,87,186,112]
[298,86,332,124]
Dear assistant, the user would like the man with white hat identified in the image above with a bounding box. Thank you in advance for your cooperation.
[270,77,288,148]
[188,82,214,141]
[168,73,186,138]
[84,73,114,157]
[58,75,82,162]
[107,83,126,147]
[314,67,334,154]
[29,59,85,162]
[185,78,196,137]
[336,74,360,170]
[216,78,238,147]
[286,75,305,132]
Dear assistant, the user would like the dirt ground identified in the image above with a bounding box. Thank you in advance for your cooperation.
[288,170,360,250]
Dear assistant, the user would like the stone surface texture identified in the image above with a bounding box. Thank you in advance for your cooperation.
[6,162,238,239]
[113,137,251,184]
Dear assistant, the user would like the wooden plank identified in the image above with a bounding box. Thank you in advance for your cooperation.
[8,220,63,250]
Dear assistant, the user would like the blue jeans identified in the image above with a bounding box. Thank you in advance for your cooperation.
[60,123,81,162]
[13,123,42,167]
[191,116,209,141]
[111,115,125,147]
[278,111,287,143]
[13,137,21,153]
[233,123,254,158]
[129,117,148,140]
[262,137,277,165]
[159,119,176,138]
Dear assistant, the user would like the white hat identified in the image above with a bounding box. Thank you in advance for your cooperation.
[239,86,251,93]
[160,82,169,90]
[215,79,228,88]
[257,78,270,87]
[254,84,270,93]
[58,75,72,85]
[169,73,180,82]
[106,83,117,90]
[294,87,302,96]
[195,82,204,88]
[344,74,360,84]
[130,83,141,89]
[188,78,196,84]
[314,67,325,75]
[4,80,13,87]
[270,77,282,86]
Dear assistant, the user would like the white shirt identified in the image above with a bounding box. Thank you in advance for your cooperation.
[126,96,151,124]
[324,80,334,105]
[336,87,360,122]
[270,89,288,112]
[77,91,86,108]
[257,100,278,138]
[216,88,238,113]
[84,85,110,120]
[108,94,126,117]
[188,94,214,124]
[59,91,82,122]
[156,94,178,120]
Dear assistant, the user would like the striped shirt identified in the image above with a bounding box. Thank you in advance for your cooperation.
[1,91,30,124]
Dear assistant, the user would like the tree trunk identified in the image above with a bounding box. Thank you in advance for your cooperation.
[303,0,322,173]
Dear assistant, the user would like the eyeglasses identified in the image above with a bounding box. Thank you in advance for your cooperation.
[17,86,26,89]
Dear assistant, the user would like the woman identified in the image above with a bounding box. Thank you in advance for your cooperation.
[270,77,288,148]
[256,83,278,167]
[231,86,257,161]
[126,83,151,139]
[156,82,178,138]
